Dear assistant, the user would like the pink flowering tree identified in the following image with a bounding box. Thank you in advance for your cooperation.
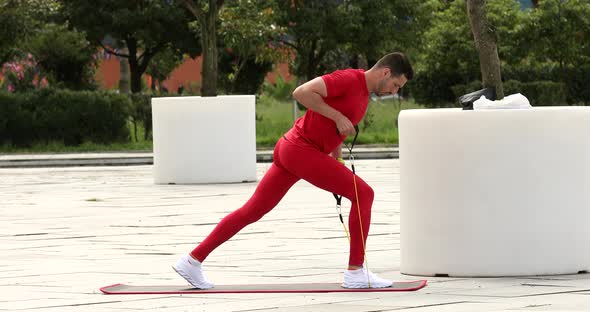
[1,53,48,93]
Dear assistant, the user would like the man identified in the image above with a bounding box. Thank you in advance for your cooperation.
[173,52,413,289]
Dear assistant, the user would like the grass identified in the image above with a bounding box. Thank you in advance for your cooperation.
[255,94,424,148]
[0,95,424,154]
[255,95,301,147]
[0,141,153,154]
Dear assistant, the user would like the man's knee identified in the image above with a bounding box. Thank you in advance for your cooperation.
[348,180,374,203]
[362,184,374,203]
[236,198,276,224]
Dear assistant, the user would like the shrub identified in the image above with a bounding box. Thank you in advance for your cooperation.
[409,70,469,107]
[218,50,274,95]
[561,65,590,105]
[129,93,152,141]
[261,75,297,101]
[1,54,48,93]
[0,88,130,147]
[503,80,566,106]
[25,23,97,91]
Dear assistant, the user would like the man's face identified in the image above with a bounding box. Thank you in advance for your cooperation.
[376,69,408,97]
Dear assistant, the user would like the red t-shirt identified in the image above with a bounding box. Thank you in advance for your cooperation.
[284,69,369,153]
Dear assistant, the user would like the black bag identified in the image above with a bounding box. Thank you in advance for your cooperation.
[458,88,496,110]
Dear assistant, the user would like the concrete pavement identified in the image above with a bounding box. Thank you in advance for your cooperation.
[1,159,589,311]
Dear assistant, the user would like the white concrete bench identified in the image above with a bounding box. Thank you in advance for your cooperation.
[399,107,590,276]
[151,95,256,184]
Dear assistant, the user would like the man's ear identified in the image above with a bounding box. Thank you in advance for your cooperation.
[382,67,391,78]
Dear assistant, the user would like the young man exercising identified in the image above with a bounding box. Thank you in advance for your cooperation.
[173,52,413,289]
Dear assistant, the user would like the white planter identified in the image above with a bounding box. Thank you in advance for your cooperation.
[399,107,590,276]
[152,95,257,184]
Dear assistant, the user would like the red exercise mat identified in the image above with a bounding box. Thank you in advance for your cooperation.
[101,280,427,294]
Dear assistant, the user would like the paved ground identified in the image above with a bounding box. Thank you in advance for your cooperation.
[1,159,589,311]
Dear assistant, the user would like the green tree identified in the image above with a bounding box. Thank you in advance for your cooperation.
[62,0,198,93]
[346,0,436,67]
[0,0,27,65]
[521,0,590,104]
[25,23,97,90]
[275,0,354,81]
[0,0,61,64]
[524,0,590,73]
[181,0,224,96]
[274,0,431,82]
[218,0,285,94]
[411,0,522,104]
[145,45,185,93]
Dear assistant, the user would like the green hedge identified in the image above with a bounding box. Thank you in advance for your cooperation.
[451,80,567,106]
[0,88,130,147]
[409,70,471,107]
[504,80,566,106]
[562,65,590,105]
[129,93,152,141]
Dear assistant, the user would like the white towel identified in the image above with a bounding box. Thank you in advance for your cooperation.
[473,93,532,110]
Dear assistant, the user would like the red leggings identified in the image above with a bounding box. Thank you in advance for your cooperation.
[190,137,374,266]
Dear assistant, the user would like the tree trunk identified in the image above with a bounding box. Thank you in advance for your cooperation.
[466,0,504,99]
[305,41,316,82]
[200,0,219,97]
[119,49,130,94]
[126,39,143,94]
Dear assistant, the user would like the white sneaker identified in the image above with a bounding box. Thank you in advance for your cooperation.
[342,267,393,288]
[172,255,214,289]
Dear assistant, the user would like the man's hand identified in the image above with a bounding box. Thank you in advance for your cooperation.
[335,114,356,137]
[331,143,344,164]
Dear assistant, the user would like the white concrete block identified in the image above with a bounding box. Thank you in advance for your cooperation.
[152,95,257,184]
[399,107,590,276]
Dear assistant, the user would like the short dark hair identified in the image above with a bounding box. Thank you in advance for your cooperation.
[374,52,414,80]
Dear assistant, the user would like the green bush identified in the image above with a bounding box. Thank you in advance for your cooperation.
[0,91,34,146]
[261,75,297,101]
[129,93,152,141]
[0,88,130,147]
[218,50,274,95]
[503,80,566,106]
[25,23,97,91]
[561,65,590,105]
[409,70,470,107]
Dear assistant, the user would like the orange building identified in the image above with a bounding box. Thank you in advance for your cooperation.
[95,55,293,94]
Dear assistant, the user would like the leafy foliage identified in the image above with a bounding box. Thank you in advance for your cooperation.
[25,23,97,90]
[0,88,130,147]
[218,0,285,94]
[62,0,197,93]
[0,0,61,64]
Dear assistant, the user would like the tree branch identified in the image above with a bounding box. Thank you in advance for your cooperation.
[278,38,298,51]
[137,43,166,70]
[98,41,130,58]
[181,0,202,18]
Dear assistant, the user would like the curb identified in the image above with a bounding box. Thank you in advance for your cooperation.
[0,147,399,169]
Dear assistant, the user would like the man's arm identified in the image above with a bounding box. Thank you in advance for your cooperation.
[292,77,356,136]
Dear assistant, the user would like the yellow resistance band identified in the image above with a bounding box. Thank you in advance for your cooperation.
[335,154,371,287]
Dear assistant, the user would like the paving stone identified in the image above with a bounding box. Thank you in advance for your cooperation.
[1,160,589,311]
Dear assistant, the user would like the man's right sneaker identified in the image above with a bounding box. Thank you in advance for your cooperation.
[342,267,393,288]
[172,255,214,289]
